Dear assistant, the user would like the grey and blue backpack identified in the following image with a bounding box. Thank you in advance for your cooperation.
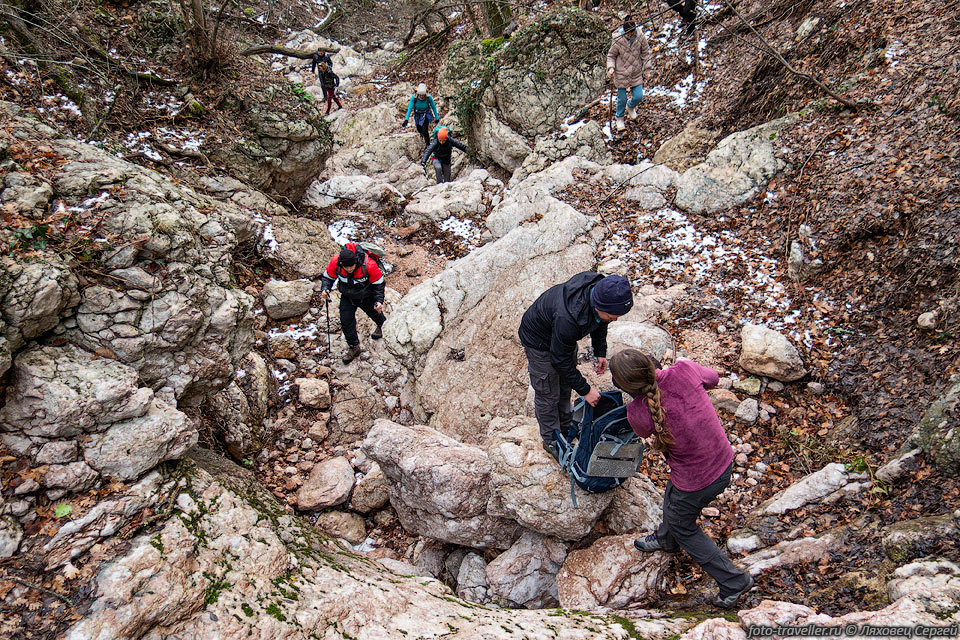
[555,390,645,507]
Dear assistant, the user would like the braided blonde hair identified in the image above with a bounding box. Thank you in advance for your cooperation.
[609,348,675,454]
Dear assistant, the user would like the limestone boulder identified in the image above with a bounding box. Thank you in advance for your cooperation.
[304,174,404,210]
[0,253,79,349]
[511,120,612,186]
[606,321,673,361]
[440,9,608,135]
[487,416,613,540]
[708,388,742,414]
[886,560,960,616]
[314,511,366,544]
[757,463,854,515]
[907,378,960,478]
[739,323,807,382]
[329,376,386,444]
[197,175,287,219]
[262,278,314,320]
[653,120,721,172]
[297,378,331,409]
[362,419,518,549]
[259,216,339,280]
[457,552,491,604]
[384,192,595,445]
[205,352,270,459]
[675,115,798,215]
[0,516,23,558]
[331,102,400,150]
[881,513,960,564]
[351,465,390,513]
[557,534,672,609]
[404,169,501,223]
[739,534,841,575]
[211,100,333,201]
[602,475,663,535]
[325,133,422,179]
[0,344,195,490]
[485,531,567,609]
[472,107,532,172]
[295,456,355,510]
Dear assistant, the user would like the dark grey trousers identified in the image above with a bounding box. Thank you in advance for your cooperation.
[524,346,574,442]
[432,158,452,183]
[657,462,751,596]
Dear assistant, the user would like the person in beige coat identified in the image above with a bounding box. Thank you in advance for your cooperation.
[606,14,652,131]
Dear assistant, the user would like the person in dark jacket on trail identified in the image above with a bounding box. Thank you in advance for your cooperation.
[421,126,467,184]
[518,273,634,460]
[666,0,698,35]
[403,83,439,148]
[319,242,387,364]
[310,48,333,76]
[610,348,754,610]
[317,62,343,115]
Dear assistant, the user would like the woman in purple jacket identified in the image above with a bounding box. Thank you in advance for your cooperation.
[609,348,754,609]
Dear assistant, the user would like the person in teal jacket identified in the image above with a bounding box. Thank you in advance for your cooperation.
[403,83,439,147]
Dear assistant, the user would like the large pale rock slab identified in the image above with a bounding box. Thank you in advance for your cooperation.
[557,534,672,609]
[385,192,595,444]
[675,115,798,214]
[331,102,399,149]
[485,531,567,608]
[329,376,385,444]
[362,419,518,549]
[56,446,699,639]
[0,253,79,347]
[325,133,422,179]
[487,416,613,540]
[295,456,355,510]
[739,323,807,382]
[602,475,663,535]
[259,216,339,280]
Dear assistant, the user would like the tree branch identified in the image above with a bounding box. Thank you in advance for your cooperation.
[720,0,860,111]
[239,43,339,58]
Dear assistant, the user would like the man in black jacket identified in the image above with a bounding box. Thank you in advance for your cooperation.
[319,243,387,364]
[519,273,634,460]
[421,126,467,184]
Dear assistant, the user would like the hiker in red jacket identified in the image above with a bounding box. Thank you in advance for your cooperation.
[319,243,386,364]
[609,348,754,610]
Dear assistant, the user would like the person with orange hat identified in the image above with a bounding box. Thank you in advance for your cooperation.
[421,126,468,184]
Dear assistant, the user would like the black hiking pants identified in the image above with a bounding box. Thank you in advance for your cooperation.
[524,346,574,443]
[339,294,385,346]
[667,0,697,26]
[656,462,752,597]
[416,119,431,147]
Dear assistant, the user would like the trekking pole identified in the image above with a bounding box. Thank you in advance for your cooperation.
[607,79,614,138]
[325,296,332,360]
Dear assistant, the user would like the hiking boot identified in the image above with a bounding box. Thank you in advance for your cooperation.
[542,440,560,462]
[371,324,383,340]
[633,533,679,553]
[342,344,362,364]
[627,103,638,120]
[616,117,626,131]
[712,574,755,610]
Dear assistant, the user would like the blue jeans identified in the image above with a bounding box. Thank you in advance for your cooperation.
[616,85,644,117]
